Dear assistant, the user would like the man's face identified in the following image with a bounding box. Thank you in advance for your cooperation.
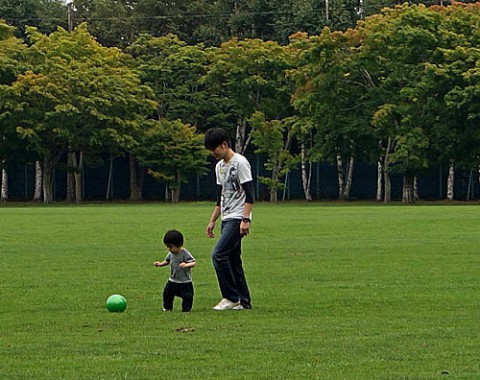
[210,142,228,160]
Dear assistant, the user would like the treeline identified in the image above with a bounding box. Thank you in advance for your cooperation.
[1,0,451,47]
[1,1,480,203]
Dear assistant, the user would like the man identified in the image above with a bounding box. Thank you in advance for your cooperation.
[204,128,254,310]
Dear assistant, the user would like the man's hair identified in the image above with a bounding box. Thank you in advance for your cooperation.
[163,229,184,247]
[204,128,231,150]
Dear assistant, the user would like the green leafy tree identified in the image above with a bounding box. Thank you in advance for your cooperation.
[0,24,156,203]
[290,27,377,200]
[357,4,446,202]
[128,33,212,128]
[130,0,190,42]
[250,111,296,202]
[203,38,293,154]
[72,0,138,47]
[419,3,480,199]
[271,0,353,43]
[0,0,67,39]
[133,120,208,202]
[0,20,27,200]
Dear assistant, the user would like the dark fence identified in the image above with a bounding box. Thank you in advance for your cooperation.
[4,155,479,202]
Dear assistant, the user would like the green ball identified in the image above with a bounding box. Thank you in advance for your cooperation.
[106,294,127,312]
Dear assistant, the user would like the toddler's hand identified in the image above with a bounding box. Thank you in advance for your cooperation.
[153,261,162,267]
[179,262,187,269]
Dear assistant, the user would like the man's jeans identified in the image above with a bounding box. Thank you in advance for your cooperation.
[212,219,251,305]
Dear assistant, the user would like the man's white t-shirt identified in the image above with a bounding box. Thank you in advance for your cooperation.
[215,153,253,221]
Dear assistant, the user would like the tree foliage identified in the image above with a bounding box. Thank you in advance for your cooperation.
[2,2,480,203]
[0,23,156,202]
[128,33,213,128]
[0,0,66,38]
[133,120,208,202]
[203,38,293,153]
[0,19,28,167]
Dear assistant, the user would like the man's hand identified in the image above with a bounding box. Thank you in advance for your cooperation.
[240,220,250,236]
[206,221,216,238]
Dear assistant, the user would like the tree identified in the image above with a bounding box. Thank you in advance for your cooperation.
[419,3,480,200]
[133,120,208,202]
[128,33,212,128]
[0,24,156,203]
[271,0,358,43]
[0,20,27,201]
[290,27,377,201]
[357,4,447,202]
[130,0,191,43]
[204,38,293,154]
[127,33,215,200]
[250,111,296,202]
[0,0,67,39]
[72,0,138,48]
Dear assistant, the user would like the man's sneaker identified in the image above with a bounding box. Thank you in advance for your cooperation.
[232,304,244,310]
[213,298,241,310]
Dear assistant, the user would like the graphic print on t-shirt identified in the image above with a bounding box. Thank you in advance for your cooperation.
[219,161,245,218]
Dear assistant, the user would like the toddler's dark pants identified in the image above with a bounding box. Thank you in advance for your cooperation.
[163,280,194,312]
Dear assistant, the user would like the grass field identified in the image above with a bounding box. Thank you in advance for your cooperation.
[1,202,480,379]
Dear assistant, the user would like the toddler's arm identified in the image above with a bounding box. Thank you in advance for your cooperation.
[153,260,168,267]
[179,261,196,269]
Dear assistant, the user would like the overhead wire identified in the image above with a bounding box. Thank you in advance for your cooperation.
[1,10,291,23]
[0,0,453,24]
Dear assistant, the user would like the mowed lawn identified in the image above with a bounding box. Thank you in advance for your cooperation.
[1,203,479,380]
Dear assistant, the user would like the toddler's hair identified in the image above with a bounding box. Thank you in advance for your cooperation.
[163,229,184,247]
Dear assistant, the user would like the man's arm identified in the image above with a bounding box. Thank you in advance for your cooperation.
[240,181,254,236]
[242,181,254,207]
[206,205,221,238]
[206,185,222,238]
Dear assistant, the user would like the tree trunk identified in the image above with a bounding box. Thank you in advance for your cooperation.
[300,142,312,201]
[164,183,171,202]
[73,151,83,204]
[358,0,364,19]
[414,176,419,200]
[402,174,415,204]
[235,119,247,154]
[478,164,480,199]
[43,159,54,204]
[270,162,280,203]
[383,137,394,203]
[466,169,473,201]
[336,155,354,201]
[1,167,8,201]
[384,171,391,203]
[106,155,114,201]
[33,160,43,202]
[447,161,454,200]
[344,156,354,201]
[129,153,143,201]
[171,172,182,203]
[376,161,383,201]
[336,155,346,200]
[66,150,75,202]
[270,188,278,203]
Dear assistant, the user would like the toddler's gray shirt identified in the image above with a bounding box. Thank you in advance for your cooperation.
[164,248,195,283]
